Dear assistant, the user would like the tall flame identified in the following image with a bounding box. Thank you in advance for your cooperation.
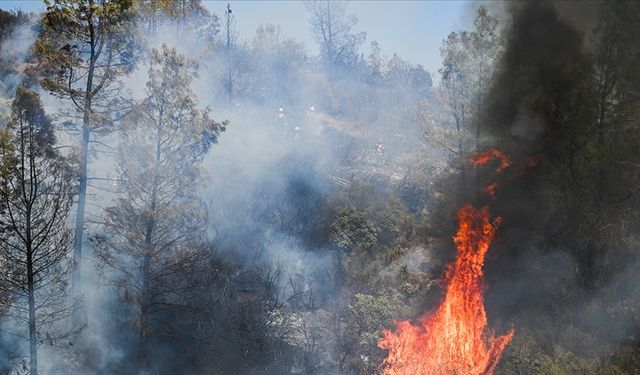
[378,148,515,375]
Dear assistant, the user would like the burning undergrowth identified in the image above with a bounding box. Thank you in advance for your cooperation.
[378,148,514,375]
[379,1,640,373]
[379,203,514,375]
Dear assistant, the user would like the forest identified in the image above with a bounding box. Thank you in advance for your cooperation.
[0,1,640,374]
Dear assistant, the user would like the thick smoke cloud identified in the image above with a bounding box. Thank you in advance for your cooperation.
[431,2,640,369]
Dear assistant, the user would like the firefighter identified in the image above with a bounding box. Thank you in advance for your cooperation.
[375,139,385,154]
[275,107,287,135]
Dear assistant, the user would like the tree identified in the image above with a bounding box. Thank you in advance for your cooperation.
[213,3,254,109]
[470,5,500,148]
[136,0,175,33]
[0,87,75,375]
[425,30,475,192]
[137,0,220,41]
[365,40,382,84]
[591,1,640,199]
[305,0,366,79]
[222,3,236,107]
[425,6,500,192]
[330,207,377,253]
[36,0,138,299]
[251,23,307,104]
[409,64,432,93]
[385,53,412,85]
[342,292,401,374]
[94,46,226,371]
[439,31,473,145]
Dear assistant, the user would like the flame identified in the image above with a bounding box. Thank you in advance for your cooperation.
[483,182,499,199]
[378,204,514,375]
[472,148,511,173]
[473,148,511,198]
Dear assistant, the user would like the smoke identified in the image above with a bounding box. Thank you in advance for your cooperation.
[55,10,365,374]
[427,1,640,370]
[477,0,598,323]
[0,3,433,373]
[0,12,37,99]
[12,1,637,373]
[0,19,35,65]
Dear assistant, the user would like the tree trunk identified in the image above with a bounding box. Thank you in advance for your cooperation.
[226,8,233,110]
[139,253,150,372]
[475,51,484,191]
[73,10,96,321]
[72,124,90,327]
[139,220,155,371]
[27,243,38,375]
[73,127,89,286]
[28,282,38,375]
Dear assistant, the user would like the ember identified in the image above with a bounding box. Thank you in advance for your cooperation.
[483,182,499,199]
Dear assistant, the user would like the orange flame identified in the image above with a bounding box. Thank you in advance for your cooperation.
[473,148,511,198]
[472,148,511,173]
[379,205,514,375]
[484,182,499,199]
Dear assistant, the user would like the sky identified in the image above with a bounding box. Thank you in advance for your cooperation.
[0,0,477,74]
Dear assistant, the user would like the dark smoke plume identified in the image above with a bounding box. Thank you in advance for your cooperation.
[434,1,640,370]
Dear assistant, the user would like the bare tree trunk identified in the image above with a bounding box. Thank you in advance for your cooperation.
[139,253,150,371]
[27,240,38,375]
[28,283,38,375]
[475,51,484,191]
[225,5,233,110]
[459,102,469,200]
[73,127,89,290]
[73,9,96,322]
[139,133,160,371]
[326,2,334,80]
[139,213,155,370]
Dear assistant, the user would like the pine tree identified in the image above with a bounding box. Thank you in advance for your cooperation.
[94,46,226,370]
[36,0,138,303]
[0,87,75,375]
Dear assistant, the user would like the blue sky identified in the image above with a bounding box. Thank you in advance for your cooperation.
[0,0,477,73]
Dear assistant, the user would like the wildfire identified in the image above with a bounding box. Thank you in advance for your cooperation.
[379,150,514,375]
[471,148,511,173]
[483,182,499,199]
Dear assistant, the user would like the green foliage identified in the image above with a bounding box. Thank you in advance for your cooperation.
[331,207,378,252]
[137,0,220,38]
[37,0,139,130]
[499,337,633,375]
[348,292,400,346]
[93,46,226,371]
[339,290,403,374]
